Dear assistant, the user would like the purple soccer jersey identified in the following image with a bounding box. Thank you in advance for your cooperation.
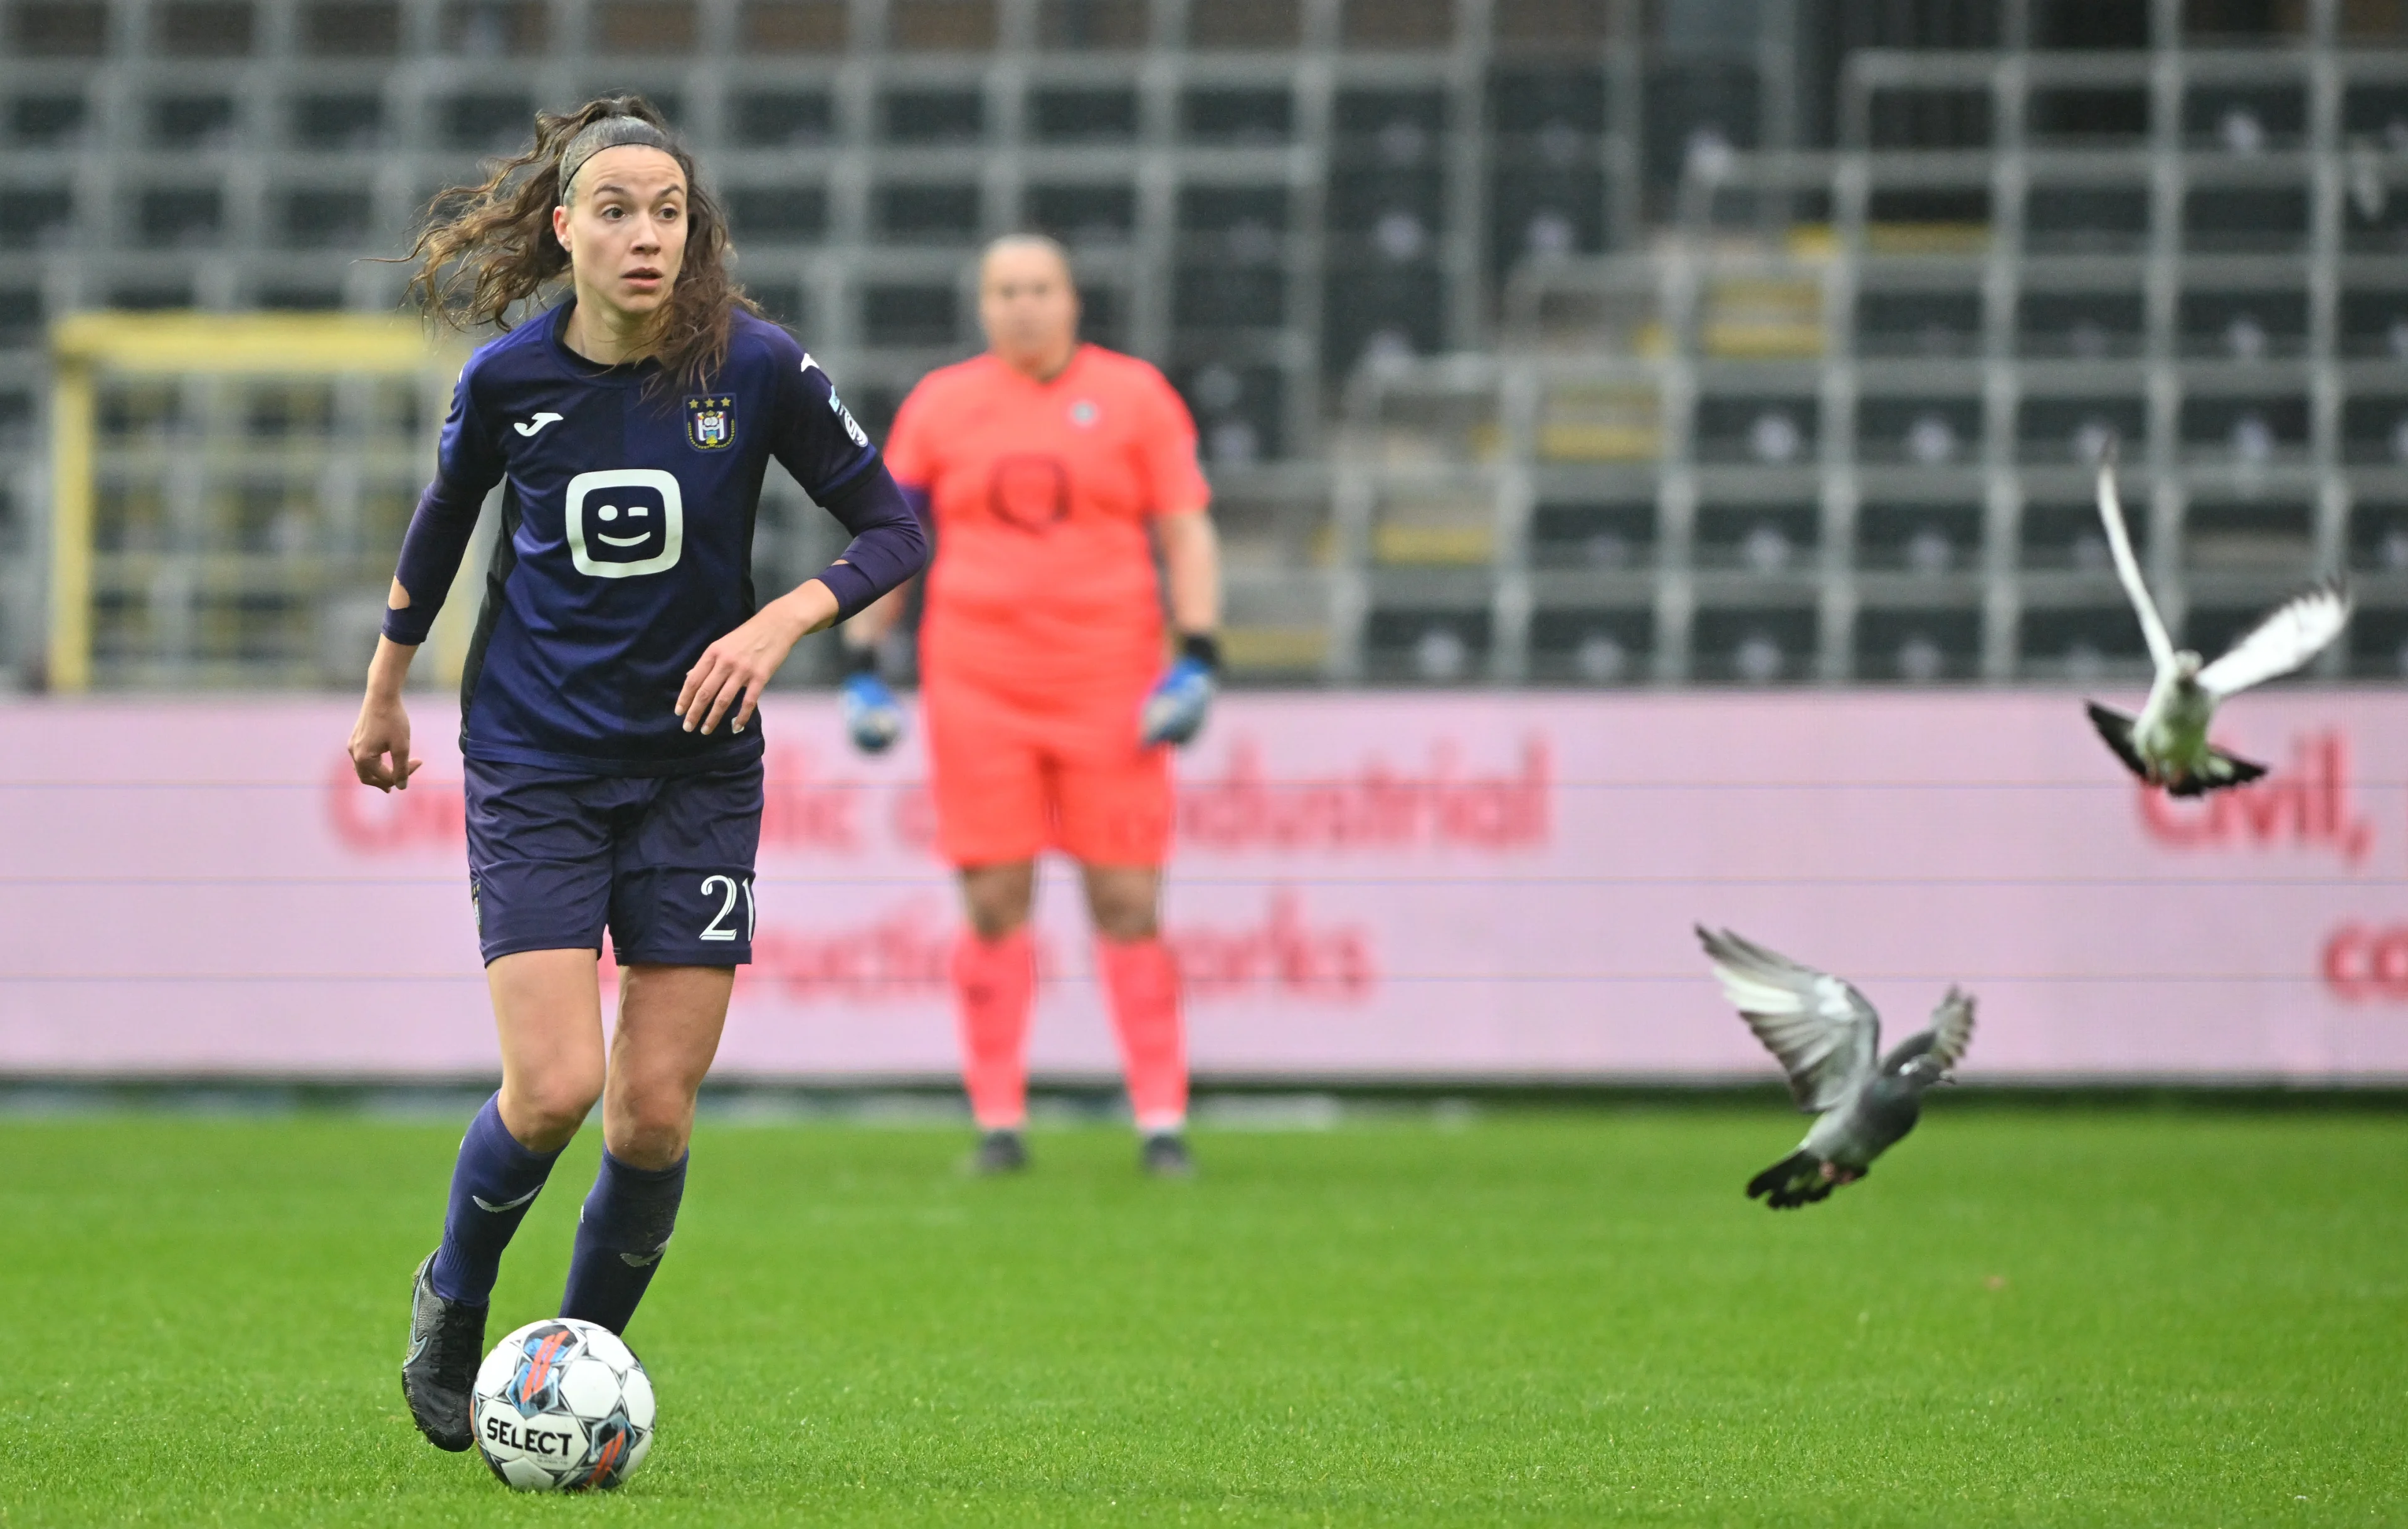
[384,302,925,776]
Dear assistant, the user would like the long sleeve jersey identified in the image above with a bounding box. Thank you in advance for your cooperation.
[384,301,926,775]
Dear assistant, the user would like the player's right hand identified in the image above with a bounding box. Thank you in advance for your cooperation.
[840,672,904,754]
[349,694,423,792]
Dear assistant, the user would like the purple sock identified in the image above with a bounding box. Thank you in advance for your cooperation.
[428,1094,564,1307]
[559,1149,687,1335]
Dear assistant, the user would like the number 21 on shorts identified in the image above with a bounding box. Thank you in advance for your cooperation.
[699,874,755,942]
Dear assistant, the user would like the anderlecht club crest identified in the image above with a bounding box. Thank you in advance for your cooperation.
[684,395,736,450]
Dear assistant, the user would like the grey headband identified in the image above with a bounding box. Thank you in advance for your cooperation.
[557,116,675,205]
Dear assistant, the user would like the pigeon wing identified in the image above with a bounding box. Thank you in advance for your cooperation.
[1697,926,1880,1113]
[2196,579,2351,701]
[2084,701,2149,782]
[2095,460,2174,673]
[1881,987,1977,1073]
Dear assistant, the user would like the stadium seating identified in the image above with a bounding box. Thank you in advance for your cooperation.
[1339,26,2408,684]
[2,1,2402,686]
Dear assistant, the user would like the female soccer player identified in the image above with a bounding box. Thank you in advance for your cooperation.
[841,235,1221,1177]
[348,97,926,1453]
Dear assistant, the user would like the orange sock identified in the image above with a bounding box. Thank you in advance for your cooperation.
[1096,936,1186,1134]
[952,928,1035,1130]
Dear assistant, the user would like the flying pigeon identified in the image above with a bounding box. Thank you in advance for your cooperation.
[2084,457,2350,796]
[1697,926,1975,1210]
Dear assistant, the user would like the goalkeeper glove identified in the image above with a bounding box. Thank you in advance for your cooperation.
[1139,633,1220,748]
[840,649,903,754]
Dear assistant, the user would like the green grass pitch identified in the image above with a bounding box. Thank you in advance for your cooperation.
[1,1106,2402,1526]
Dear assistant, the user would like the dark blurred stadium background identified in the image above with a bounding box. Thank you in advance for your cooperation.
[5,0,2407,694]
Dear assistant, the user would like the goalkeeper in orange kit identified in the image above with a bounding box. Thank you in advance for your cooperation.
[840,235,1222,1176]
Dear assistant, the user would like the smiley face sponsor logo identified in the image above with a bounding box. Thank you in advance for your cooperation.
[595,505,652,547]
[565,469,685,578]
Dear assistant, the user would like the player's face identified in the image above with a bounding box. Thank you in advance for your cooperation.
[553,146,689,324]
[979,243,1080,372]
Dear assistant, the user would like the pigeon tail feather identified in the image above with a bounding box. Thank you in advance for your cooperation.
[2087,701,2269,796]
[2168,746,2269,797]
[1746,1150,1840,1210]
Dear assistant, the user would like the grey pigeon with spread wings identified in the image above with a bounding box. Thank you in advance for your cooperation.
[2085,458,2350,797]
[1697,926,1975,1210]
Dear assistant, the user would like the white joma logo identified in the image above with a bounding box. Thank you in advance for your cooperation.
[514,412,563,436]
[472,1187,542,1213]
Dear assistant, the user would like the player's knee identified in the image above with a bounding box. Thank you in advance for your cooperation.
[1083,870,1159,941]
[1100,911,1159,941]
[959,864,1034,939]
[1090,898,1158,941]
[966,902,1030,940]
[507,1070,602,1148]
[607,1094,694,1169]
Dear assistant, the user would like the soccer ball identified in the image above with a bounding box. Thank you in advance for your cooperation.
[470,1317,655,1491]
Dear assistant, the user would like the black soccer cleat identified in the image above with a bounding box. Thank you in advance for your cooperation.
[1139,1131,1196,1179]
[966,1128,1029,1175]
[401,1252,486,1452]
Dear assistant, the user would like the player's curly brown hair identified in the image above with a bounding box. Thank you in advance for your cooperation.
[399,94,755,393]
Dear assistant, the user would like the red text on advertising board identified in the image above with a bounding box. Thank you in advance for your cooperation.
[751,901,959,1003]
[2323,924,2408,1002]
[2138,729,2375,865]
[325,758,465,852]
[327,747,873,855]
[740,891,1375,1005]
[757,745,865,852]
[1179,738,1551,854]
[1167,889,1376,1000]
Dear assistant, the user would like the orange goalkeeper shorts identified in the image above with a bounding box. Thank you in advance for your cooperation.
[922,667,1173,868]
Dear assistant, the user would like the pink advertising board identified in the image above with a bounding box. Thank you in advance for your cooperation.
[0,690,2402,1083]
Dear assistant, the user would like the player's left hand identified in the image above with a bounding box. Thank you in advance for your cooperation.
[679,583,832,735]
[1139,656,1217,748]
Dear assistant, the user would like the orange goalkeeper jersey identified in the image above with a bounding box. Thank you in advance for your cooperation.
[883,345,1210,693]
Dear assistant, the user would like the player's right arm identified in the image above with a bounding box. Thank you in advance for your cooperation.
[349,632,421,791]
[349,361,507,792]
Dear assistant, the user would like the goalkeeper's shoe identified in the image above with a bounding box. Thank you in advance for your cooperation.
[840,671,904,754]
[966,1128,1029,1175]
[401,1252,485,1452]
[1138,658,1215,748]
[1140,1132,1196,1178]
